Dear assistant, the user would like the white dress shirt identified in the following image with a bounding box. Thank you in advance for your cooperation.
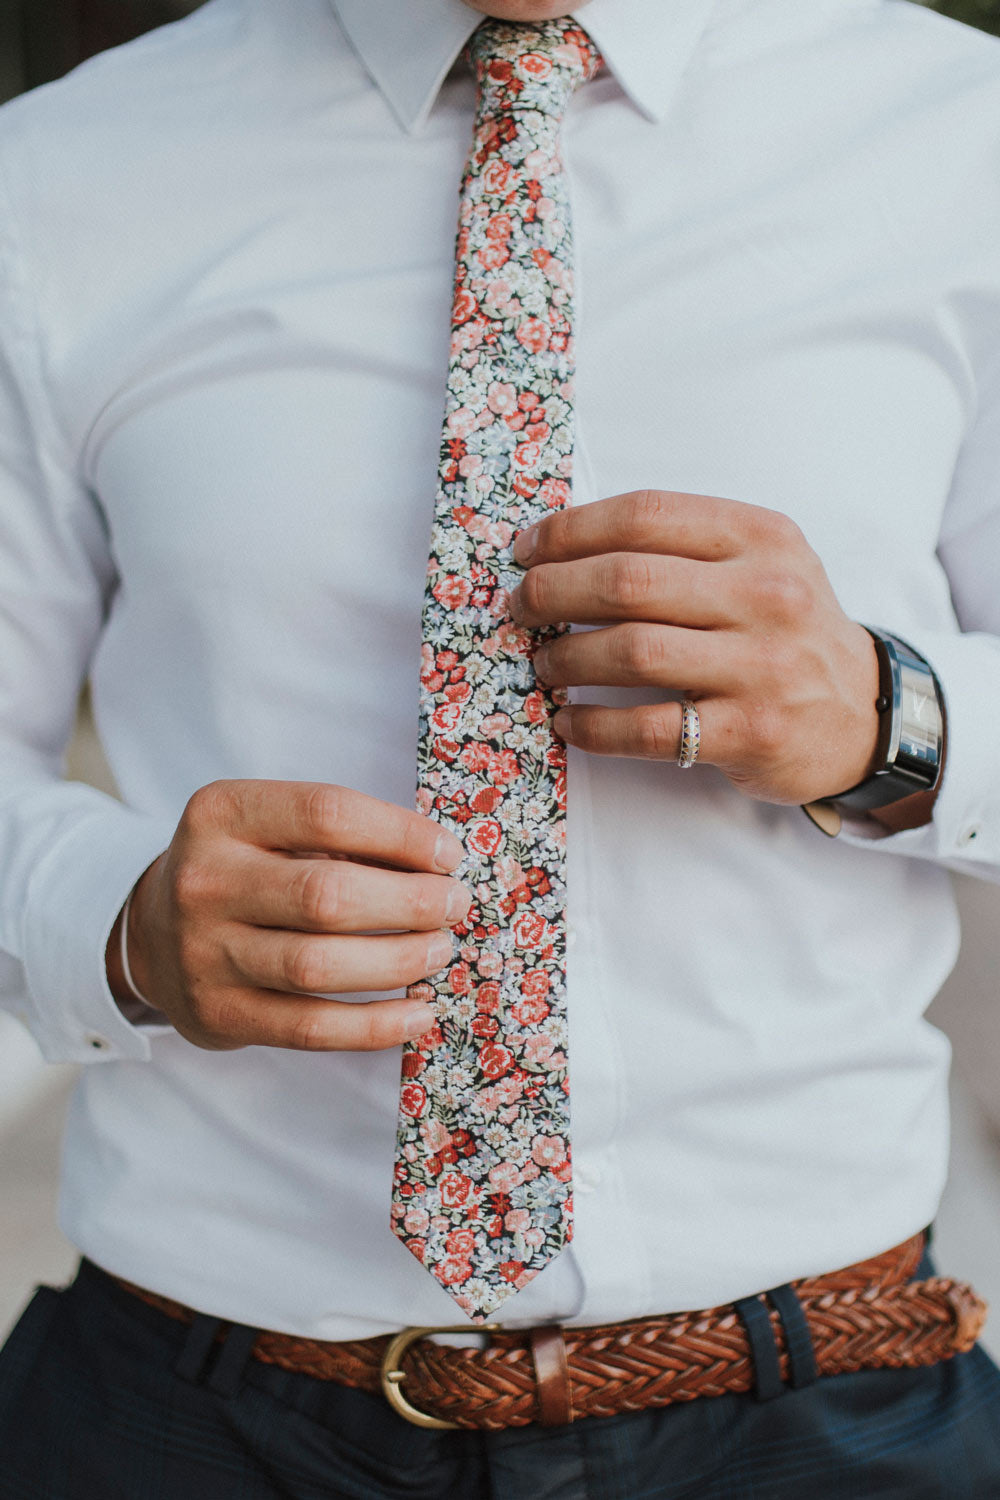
[1,0,1000,1339]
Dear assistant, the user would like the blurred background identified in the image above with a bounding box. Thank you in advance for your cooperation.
[1,0,999,1349]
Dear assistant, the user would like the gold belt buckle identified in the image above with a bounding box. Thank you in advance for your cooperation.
[380,1324,499,1430]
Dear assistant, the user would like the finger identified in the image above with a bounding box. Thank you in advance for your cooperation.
[228,926,456,996]
[233,851,472,934]
[200,991,438,1053]
[554,700,719,763]
[513,490,787,567]
[184,780,464,872]
[534,623,737,694]
[511,552,736,630]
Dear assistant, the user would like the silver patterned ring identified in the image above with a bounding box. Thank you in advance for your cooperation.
[677,699,701,770]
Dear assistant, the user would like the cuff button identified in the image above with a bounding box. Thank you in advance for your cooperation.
[87,1034,110,1052]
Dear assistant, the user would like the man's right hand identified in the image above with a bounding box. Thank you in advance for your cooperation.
[105,780,469,1053]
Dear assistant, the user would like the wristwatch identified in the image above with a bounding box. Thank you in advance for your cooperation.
[802,628,944,836]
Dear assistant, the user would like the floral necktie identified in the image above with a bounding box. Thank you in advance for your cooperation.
[391,18,602,1322]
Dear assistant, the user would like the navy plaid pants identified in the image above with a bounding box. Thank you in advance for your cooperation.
[2,1254,1000,1499]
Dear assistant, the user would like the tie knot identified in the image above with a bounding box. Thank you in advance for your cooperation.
[468,19,602,123]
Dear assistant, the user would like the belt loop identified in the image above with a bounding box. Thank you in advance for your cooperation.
[734,1294,784,1402]
[206,1323,260,1398]
[530,1325,574,1426]
[766,1284,818,1390]
[173,1313,223,1384]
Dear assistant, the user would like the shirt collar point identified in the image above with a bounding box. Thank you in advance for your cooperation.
[625,92,669,126]
[390,96,428,137]
[332,0,702,135]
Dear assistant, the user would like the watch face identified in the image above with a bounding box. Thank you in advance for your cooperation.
[897,658,942,771]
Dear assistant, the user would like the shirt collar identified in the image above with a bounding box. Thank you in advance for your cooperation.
[329,0,719,134]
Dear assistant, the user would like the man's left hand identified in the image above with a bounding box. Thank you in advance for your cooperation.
[509,489,881,807]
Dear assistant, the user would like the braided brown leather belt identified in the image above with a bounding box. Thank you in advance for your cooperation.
[112,1233,986,1431]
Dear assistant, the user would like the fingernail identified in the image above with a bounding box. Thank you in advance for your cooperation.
[446,883,472,926]
[433,830,464,873]
[514,525,538,564]
[534,646,550,683]
[403,1004,436,1039]
[553,708,573,740]
[508,586,523,623]
[428,931,455,970]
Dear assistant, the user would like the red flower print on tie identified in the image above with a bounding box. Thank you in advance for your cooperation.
[392,19,602,1322]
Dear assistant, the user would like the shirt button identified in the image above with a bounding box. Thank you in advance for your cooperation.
[86,1034,110,1052]
[957,824,982,849]
[566,927,578,950]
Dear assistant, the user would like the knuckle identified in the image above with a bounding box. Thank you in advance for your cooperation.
[622,489,666,543]
[182,984,242,1049]
[171,856,216,915]
[635,709,676,759]
[407,879,440,931]
[296,863,343,929]
[602,553,654,612]
[200,995,241,1045]
[398,939,438,988]
[615,622,659,676]
[351,1009,387,1052]
[518,564,548,619]
[545,507,573,557]
[285,939,330,995]
[396,815,429,870]
[181,780,232,834]
[750,506,804,552]
[760,638,798,685]
[758,568,812,623]
[303,783,345,844]
[289,1012,331,1052]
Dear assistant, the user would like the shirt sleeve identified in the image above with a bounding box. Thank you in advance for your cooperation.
[836,345,1000,882]
[0,151,176,1064]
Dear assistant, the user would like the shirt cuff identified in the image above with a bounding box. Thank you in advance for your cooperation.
[835,627,1000,873]
[21,803,176,1063]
